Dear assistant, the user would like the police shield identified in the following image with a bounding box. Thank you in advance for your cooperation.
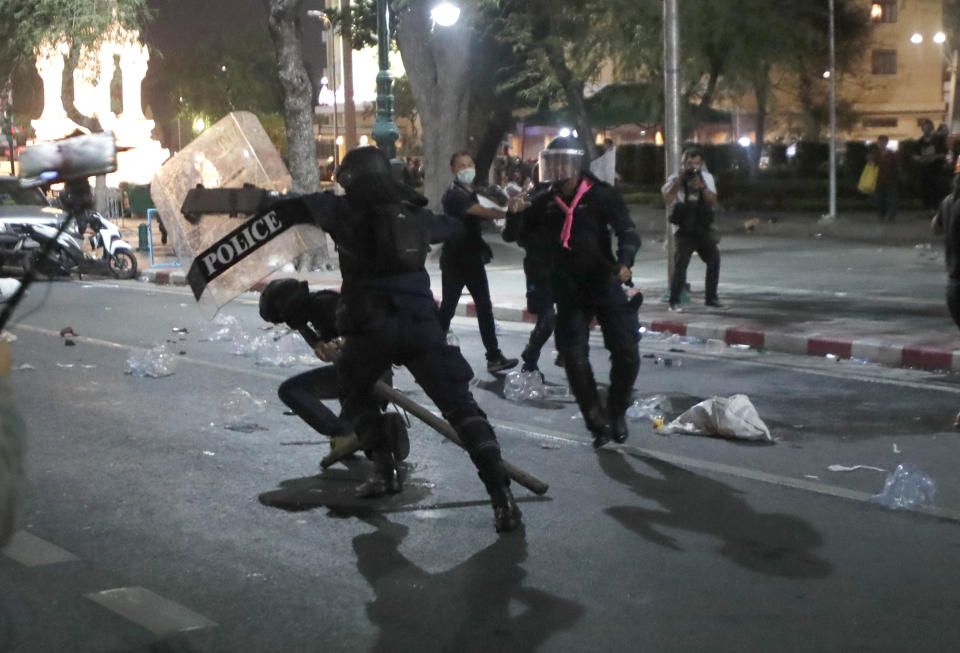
[150,112,330,315]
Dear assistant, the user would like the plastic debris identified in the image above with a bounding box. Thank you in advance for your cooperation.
[825,353,840,362]
[660,394,772,441]
[255,331,306,367]
[12,363,34,371]
[446,330,459,347]
[705,339,725,354]
[0,332,17,343]
[542,384,574,401]
[124,344,178,378]
[654,357,681,368]
[172,327,189,334]
[64,339,75,347]
[55,362,74,368]
[60,327,76,337]
[504,369,545,402]
[729,344,751,351]
[872,463,936,510]
[219,387,268,432]
[827,464,887,473]
[893,443,901,454]
[626,394,671,421]
[199,314,241,342]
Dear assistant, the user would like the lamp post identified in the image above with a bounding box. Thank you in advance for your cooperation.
[663,0,680,287]
[308,10,340,167]
[372,0,399,159]
[373,1,460,160]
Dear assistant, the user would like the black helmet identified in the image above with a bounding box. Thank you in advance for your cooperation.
[259,278,309,325]
[337,146,428,207]
[539,135,585,183]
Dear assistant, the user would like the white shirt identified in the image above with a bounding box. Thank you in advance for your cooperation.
[662,168,716,205]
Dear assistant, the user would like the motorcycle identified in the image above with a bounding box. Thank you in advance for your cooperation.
[0,212,137,280]
[84,212,138,280]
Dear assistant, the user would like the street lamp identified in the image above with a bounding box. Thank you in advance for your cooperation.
[373,1,459,159]
[308,10,340,167]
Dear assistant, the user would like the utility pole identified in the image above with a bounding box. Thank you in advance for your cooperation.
[826,0,837,220]
[663,0,681,288]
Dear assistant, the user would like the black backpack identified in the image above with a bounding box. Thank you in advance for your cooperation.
[368,202,430,275]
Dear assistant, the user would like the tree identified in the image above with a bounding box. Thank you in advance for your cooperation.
[146,30,284,152]
[395,1,476,205]
[263,0,321,195]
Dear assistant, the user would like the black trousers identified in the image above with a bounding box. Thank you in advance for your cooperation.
[947,280,960,331]
[277,366,346,436]
[556,283,640,425]
[438,263,499,356]
[670,233,720,304]
[338,304,503,471]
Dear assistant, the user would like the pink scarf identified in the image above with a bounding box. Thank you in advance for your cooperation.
[555,178,593,249]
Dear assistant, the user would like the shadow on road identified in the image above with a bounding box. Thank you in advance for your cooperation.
[597,450,832,579]
[351,514,585,653]
[257,462,436,515]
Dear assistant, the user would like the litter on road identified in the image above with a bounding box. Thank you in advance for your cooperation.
[872,463,937,510]
[659,394,772,441]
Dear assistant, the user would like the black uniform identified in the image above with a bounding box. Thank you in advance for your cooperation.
[438,181,500,357]
[278,148,521,532]
[502,183,562,371]
[513,172,641,443]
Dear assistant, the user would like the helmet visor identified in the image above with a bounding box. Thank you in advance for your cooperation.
[539,149,583,183]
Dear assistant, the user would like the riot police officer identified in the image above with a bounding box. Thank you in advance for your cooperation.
[508,136,641,448]
[257,279,408,465]
[273,147,522,533]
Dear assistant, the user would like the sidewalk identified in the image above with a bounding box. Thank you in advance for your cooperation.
[124,206,960,373]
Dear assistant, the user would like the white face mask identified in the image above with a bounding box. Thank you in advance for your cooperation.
[456,168,476,185]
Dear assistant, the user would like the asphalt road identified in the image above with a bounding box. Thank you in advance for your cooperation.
[3,280,960,652]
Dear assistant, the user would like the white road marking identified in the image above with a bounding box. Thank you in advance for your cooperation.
[2,530,79,566]
[490,420,960,524]
[86,586,217,635]
[13,314,960,524]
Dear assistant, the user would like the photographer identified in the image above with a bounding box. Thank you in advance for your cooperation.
[661,147,721,311]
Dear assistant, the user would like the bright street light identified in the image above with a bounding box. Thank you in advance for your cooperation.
[430,2,461,27]
[911,32,924,44]
[193,117,206,132]
[935,32,947,44]
[738,136,752,148]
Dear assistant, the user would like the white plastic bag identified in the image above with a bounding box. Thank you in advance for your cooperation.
[660,394,772,441]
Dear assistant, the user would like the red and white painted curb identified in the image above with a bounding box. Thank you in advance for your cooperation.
[137,271,959,373]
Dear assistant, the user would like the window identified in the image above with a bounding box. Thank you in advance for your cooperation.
[872,49,897,75]
[870,2,897,23]
[863,117,899,128]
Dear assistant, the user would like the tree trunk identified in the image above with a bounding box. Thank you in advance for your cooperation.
[60,47,103,133]
[540,34,596,161]
[265,0,328,269]
[265,0,321,195]
[474,106,514,186]
[396,1,473,208]
[341,0,358,150]
[752,70,770,168]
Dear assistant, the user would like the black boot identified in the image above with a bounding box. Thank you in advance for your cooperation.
[609,410,629,444]
[355,450,401,498]
[382,412,410,462]
[478,463,522,533]
[586,406,613,449]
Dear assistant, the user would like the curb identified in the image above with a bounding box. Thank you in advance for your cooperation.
[136,271,959,374]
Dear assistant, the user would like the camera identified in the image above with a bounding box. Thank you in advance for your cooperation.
[683,168,699,182]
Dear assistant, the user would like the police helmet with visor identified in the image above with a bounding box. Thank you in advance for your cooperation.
[336,146,428,207]
[539,135,585,184]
